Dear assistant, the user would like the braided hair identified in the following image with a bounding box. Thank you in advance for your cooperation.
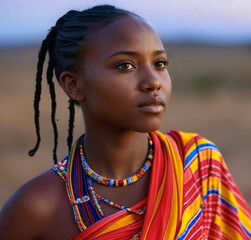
[28,5,140,164]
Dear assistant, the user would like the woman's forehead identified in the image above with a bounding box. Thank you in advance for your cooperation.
[88,14,164,58]
[97,14,155,41]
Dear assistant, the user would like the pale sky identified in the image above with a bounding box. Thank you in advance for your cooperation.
[1,0,251,46]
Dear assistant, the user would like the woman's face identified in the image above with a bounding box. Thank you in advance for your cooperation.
[78,14,172,133]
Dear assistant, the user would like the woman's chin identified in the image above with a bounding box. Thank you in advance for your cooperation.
[132,121,162,133]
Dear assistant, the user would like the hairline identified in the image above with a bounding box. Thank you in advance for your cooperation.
[71,12,144,74]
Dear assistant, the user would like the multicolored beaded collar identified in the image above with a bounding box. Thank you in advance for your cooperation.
[79,133,153,187]
[53,133,153,231]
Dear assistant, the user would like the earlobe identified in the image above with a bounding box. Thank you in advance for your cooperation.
[59,71,84,101]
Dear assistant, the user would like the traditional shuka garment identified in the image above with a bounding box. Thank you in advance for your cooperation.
[53,131,251,240]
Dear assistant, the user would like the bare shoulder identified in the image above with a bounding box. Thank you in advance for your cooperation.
[0,169,69,240]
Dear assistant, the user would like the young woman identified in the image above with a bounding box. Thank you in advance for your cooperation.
[0,5,250,240]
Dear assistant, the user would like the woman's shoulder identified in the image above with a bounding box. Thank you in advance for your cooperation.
[167,130,220,152]
[14,169,64,212]
[166,130,222,167]
[167,129,215,145]
[0,168,73,239]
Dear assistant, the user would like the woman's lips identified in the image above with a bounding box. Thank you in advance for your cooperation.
[137,96,165,114]
[138,105,164,113]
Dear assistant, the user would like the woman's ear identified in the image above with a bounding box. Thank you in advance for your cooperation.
[59,71,85,101]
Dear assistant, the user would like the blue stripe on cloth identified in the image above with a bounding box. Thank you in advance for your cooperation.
[176,208,202,240]
[203,188,219,201]
[185,143,220,168]
[220,197,238,213]
[203,188,238,213]
[241,223,251,238]
[205,194,250,238]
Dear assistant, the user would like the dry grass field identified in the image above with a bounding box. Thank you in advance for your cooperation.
[0,44,251,209]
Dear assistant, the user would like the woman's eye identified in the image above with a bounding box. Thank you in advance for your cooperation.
[116,62,135,71]
[155,60,168,69]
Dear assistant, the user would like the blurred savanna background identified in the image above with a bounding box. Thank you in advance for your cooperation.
[1,0,251,208]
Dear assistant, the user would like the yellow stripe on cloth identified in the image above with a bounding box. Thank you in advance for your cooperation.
[141,144,167,238]
[220,184,251,233]
[97,214,142,237]
[177,195,202,235]
[214,214,244,240]
[177,131,198,146]
[68,143,77,202]
[155,131,184,239]
[164,175,179,239]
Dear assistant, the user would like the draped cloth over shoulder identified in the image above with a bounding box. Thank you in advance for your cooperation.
[53,131,251,239]
[70,131,184,240]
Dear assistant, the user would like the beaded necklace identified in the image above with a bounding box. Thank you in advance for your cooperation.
[87,177,146,216]
[79,134,153,187]
[53,133,153,231]
[79,133,153,216]
[96,192,146,215]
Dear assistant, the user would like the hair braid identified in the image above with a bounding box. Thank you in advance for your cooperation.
[67,100,75,153]
[28,38,49,157]
[47,62,58,163]
[46,28,58,163]
[29,28,59,162]
[30,5,139,162]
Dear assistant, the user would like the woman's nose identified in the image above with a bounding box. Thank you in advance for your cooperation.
[139,66,162,92]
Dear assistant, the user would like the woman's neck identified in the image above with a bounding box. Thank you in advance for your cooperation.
[83,128,149,180]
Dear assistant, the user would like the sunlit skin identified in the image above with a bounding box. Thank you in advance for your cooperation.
[61,14,171,179]
[0,14,171,240]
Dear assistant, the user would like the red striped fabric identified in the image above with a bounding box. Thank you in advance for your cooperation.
[174,130,251,240]
[54,131,251,239]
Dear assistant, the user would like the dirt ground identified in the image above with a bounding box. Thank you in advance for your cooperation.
[0,44,251,208]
